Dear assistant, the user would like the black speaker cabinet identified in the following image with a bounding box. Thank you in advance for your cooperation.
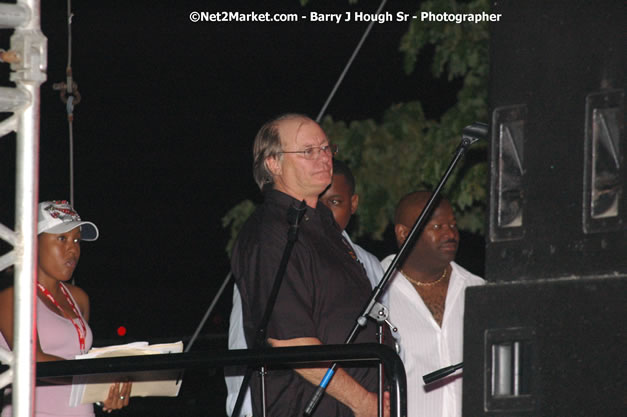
[486,0,626,282]
[462,277,626,417]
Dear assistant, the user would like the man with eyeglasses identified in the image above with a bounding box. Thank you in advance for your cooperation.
[230,114,388,417]
[225,158,389,416]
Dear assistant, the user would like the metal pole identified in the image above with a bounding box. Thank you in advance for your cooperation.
[66,0,74,206]
[13,82,39,417]
[185,271,232,353]
[10,1,46,416]
[315,0,388,123]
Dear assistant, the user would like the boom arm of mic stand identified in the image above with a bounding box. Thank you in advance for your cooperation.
[303,122,487,416]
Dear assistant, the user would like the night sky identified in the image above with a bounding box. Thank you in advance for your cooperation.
[1,0,465,343]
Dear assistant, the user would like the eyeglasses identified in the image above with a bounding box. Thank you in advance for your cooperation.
[278,144,338,160]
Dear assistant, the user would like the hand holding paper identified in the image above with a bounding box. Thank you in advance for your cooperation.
[70,341,184,407]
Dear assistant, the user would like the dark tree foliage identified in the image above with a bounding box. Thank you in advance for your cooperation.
[223,0,490,252]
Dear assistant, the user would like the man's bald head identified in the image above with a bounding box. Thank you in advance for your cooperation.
[395,191,436,228]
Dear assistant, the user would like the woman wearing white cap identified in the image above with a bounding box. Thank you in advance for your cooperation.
[0,200,130,416]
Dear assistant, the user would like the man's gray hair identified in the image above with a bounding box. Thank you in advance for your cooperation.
[252,113,310,190]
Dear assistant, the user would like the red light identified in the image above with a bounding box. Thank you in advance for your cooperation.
[117,326,127,337]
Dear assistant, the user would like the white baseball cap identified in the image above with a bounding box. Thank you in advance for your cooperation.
[37,200,99,241]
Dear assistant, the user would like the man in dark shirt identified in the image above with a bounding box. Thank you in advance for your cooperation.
[232,114,387,417]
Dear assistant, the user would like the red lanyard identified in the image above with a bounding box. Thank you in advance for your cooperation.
[37,282,87,353]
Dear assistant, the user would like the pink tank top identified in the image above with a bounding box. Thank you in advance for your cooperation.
[1,284,95,417]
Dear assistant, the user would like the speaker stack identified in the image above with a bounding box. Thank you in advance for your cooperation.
[462,1,626,416]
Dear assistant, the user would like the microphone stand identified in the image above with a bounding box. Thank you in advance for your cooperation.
[231,199,308,417]
[418,123,489,390]
[186,271,233,353]
[369,302,398,416]
[304,122,488,416]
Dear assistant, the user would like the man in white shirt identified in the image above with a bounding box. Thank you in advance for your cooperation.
[225,159,384,417]
[381,191,485,417]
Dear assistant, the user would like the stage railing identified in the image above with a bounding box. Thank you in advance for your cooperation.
[31,343,407,417]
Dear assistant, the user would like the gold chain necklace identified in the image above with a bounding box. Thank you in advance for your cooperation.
[400,267,447,287]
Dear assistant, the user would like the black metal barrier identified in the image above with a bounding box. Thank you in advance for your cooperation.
[31,343,407,417]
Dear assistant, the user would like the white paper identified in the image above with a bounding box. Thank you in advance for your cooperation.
[69,341,184,406]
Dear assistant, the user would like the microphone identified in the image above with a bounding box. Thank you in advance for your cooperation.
[423,362,463,385]
[461,122,489,146]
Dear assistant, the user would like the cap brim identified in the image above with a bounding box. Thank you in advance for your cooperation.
[44,221,99,241]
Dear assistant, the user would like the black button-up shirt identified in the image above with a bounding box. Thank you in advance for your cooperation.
[232,190,379,417]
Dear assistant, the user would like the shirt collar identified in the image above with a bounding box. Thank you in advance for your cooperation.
[263,189,336,226]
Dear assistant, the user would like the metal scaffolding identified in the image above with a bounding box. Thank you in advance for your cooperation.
[0,1,47,416]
